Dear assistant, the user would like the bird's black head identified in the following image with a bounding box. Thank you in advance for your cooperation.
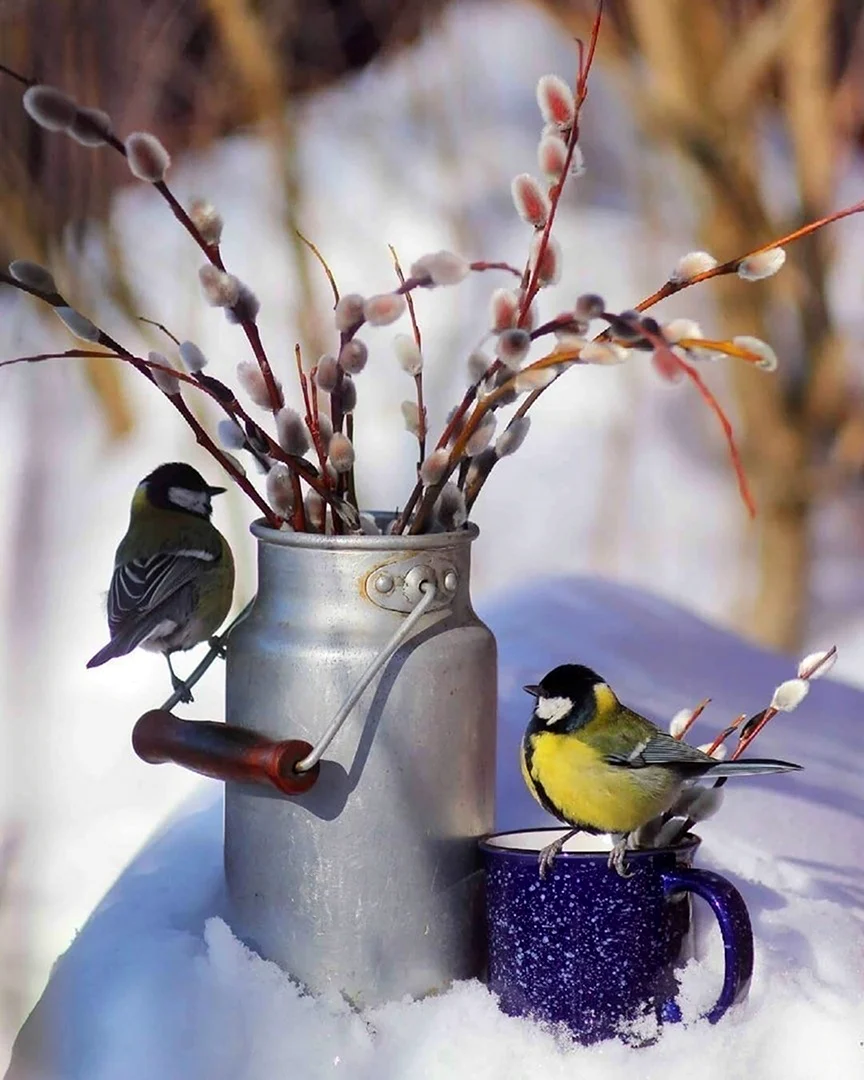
[523,663,609,733]
[142,462,226,518]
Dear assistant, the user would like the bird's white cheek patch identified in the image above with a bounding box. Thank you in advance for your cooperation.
[168,486,210,515]
[536,696,573,725]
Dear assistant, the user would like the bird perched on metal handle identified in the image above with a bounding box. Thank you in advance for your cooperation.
[87,462,235,702]
[521,664,802,878]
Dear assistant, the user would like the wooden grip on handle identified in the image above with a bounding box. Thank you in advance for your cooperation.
[132,710,320,795]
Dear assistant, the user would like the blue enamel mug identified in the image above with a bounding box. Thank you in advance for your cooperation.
[480,829,753,1044]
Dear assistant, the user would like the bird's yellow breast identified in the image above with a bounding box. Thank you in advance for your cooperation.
[524,731,676,834]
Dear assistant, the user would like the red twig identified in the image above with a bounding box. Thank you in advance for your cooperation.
[672,698,711,741]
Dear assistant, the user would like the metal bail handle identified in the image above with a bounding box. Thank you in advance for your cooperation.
[131,577,440,789]
[293,577,439,772]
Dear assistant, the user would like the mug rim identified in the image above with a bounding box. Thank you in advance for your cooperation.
[479,827,700,860]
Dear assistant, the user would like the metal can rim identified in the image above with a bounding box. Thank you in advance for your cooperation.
[250,515,479,552]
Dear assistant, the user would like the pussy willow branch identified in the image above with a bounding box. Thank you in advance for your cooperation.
[665,646,838,846]
[295,347,331,486]
[517,1,603,327]
[0,270,283,524]
[466,197,864,512]
[397,9,604,534]
[406,351,569,534]
[0,61,284,415]
[0,340,352,523]
[389,245,427,466]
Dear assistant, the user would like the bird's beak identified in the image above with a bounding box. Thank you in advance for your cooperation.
[207,485,227,496]
[523,684,541,697]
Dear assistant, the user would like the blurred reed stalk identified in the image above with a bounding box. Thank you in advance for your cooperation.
[544,0,864,651]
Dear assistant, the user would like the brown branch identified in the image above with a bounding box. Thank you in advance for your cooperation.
[389,244,427,464]
[297,231,340,305]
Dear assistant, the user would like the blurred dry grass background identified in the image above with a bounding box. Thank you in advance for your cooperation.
[3,0,864,1062]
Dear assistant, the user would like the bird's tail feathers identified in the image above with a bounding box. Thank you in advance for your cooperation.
[707,757,801,777]
[86,637,137,668]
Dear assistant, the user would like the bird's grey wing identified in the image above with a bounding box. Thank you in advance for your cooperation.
[606,731,714,772]
[107,552,215,634]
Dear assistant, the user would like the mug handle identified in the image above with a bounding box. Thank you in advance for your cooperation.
[660,866,754,1024]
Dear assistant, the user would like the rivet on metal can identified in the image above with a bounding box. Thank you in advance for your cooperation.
[443,570,458,593]
[374,572,395,594]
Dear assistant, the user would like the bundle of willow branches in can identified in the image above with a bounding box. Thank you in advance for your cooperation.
[2,6,863,536]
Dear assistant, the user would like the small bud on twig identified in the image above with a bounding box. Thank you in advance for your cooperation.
[401,400,421,435]
[124,131,171,182]
[733,335,778,372]
[225,283,260,325]
[217,418,246,450]
[199,266,240,308]
[328,432,355,473]
[529,234,561,287]
[179,340,208,372]
[334,293,365,332]
[435,482,467,531]
[575,293,605,320]
[394,334,423,375]
[495,416,530,458]
[511,174,550,228]
[513,366,559,393]
[536,74,575,128]
[490,288,520,332]
[69,106,111,147]
[339,339,368,375]
[266,463,295,516]
[317,412,334,452]
[669,709,693,738]
[315,354,340,393]
[495,328,531,370]
[537,133,569,182]
[737,247,786,281]
[333,374,357,414]
[580,341,628,365]
[364,293,407,327]
[54,306,101,343]
[467,350,491,385]
[9,260,57,294]
[770,679,810,712]
[22,85,77,131]
[408,251,470,287]
[420,448,450,486]
[189,198,224,246]
[663,319,703,345]
[358,512,381,535]
[148,352,181,395]
[304,490,326,532]
[797,649,837,679]
[236,360,278,410]
[465,412,497,456]
[670,251,718,284]
[276,407,311,456]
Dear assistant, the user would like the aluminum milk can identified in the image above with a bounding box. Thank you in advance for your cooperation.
[224,519,497,1007]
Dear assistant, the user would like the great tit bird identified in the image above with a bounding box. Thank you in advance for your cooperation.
[87,462,235,701]
[521,664,801,877]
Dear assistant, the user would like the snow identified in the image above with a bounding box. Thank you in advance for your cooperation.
[2,0,864,1075]
[7,577,864,1079]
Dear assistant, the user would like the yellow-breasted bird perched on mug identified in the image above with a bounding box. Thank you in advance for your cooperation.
[521,664,801,878]
[87,462,235,702]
